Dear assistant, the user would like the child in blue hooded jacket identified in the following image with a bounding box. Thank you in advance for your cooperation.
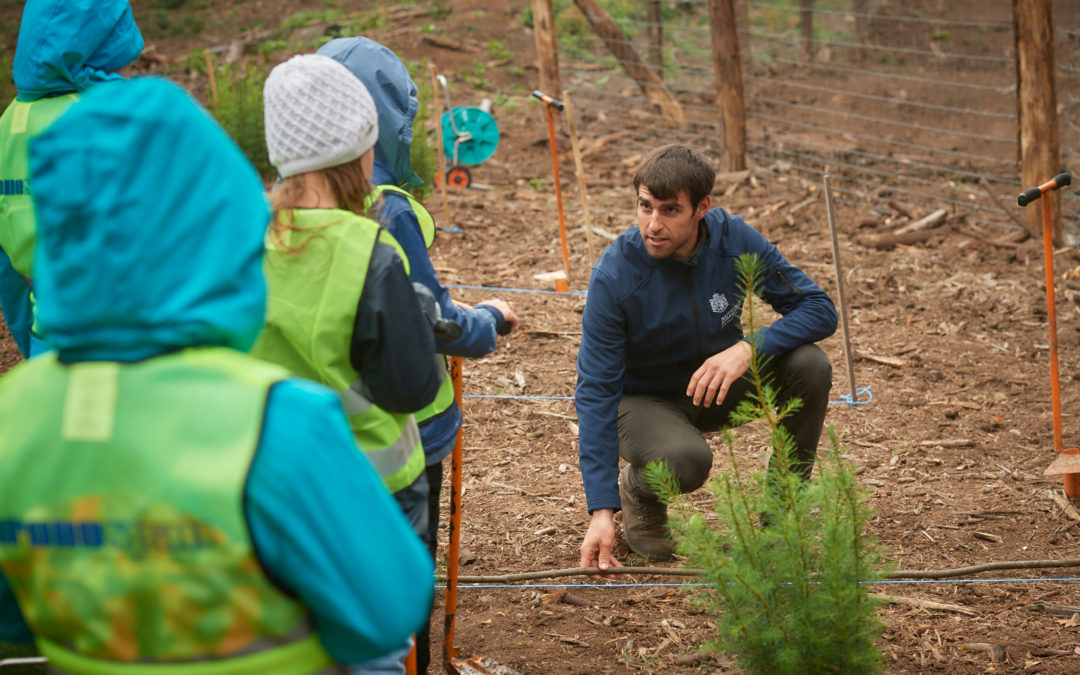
[317,37,521,673]
[0,0,143,358]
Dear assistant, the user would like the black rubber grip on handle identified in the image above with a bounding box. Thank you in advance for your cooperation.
[530,90,564,110]
[1018,187,1042,207]
[1054,172,1072,188]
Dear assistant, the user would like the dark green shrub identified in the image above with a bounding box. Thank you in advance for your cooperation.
[405,60,437,199]
[206,60,271,179]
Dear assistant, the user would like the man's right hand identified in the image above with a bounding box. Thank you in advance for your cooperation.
[580,508,622,579]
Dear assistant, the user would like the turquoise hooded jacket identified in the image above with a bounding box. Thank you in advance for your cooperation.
[0,78,433,664]
[0,0,144,357]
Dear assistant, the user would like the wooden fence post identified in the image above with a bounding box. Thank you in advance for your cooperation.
[800,0,814,61]
[532,0,560,106]
[852,0,869,62]
[573,0,686,128]
[648,0,663,79]
[1013,0,1062,242]
[708,0,747,171]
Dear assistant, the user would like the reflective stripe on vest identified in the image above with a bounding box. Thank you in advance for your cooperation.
[340,383,424,484]
[250,209,423,493]
[0,95,80,278]
[366,186,455,426]
[0,348,334,672]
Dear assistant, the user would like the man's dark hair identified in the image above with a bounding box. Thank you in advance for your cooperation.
[632,143,716,209]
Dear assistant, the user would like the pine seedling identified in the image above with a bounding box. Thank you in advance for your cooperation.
[645,253,886,674]
[206,58,271,178]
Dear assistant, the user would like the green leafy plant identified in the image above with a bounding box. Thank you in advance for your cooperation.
[406,60,437,199]
[141,10,205,39]
[206,59,271,179]
[645,252,887,674]
[486,39,513,62]
[0,53,15,104]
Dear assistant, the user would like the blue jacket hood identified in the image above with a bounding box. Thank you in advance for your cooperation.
[318,37,423,190]
[13,0,143,102]
[29,78,271,362]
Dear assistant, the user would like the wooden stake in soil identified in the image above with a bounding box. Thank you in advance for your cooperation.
[532,90,571,283]
[822,175,858,403]
[562,90,597,270]
[428,63,452,232]
[203,50,218,109]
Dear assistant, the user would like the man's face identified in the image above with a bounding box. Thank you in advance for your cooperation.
[636,186,711,260]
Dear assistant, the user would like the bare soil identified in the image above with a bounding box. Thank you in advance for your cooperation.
[5,1,1080,672]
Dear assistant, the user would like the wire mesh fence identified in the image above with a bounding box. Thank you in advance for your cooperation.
[551,0,1080,240]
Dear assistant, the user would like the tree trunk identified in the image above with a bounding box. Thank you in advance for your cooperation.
[648,0,663,80]
[708,0,747,171]
[573,0,686,128]
[800,0,814,61]
[1013,0,1062,242]
[532,0,560,103]
[853,0,869,62]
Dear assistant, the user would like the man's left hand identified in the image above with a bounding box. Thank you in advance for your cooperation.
[686,340,752,407]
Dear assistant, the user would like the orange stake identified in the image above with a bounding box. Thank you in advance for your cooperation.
[533,90,571,280]
[442,357,464,672]
[1018,172,1076,496]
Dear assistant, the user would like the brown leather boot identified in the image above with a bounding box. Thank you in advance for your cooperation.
[619,465,675,561]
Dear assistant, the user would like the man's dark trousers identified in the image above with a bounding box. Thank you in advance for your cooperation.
[617,343,832,501]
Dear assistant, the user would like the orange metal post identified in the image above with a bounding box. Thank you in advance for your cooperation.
[1041,193,1064,458]
[442,357,464,672]
[1020,173,1077,497]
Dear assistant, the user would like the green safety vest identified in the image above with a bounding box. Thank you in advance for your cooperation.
[0,347,337,675]
[367,186,456,428]
[0,95,80,280]
[251,208,424,493]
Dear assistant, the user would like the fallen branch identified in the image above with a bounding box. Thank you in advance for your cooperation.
[855,227,943,250]
[421,35,471,51]
[441,566,704,583]
[856,352,908,368]
[870,592,977,616]
[1049,491,1080,522]
[979,177,1040,240]
[1031,601,1080,616]
[918,439,973,448]
[893,208,948,235]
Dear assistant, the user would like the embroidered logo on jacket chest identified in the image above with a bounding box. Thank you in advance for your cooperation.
[709,292,729,314]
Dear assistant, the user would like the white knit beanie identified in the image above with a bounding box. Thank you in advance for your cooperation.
[263,54,379,178]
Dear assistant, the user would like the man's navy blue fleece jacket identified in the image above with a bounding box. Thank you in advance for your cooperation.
[575,208,838,513]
